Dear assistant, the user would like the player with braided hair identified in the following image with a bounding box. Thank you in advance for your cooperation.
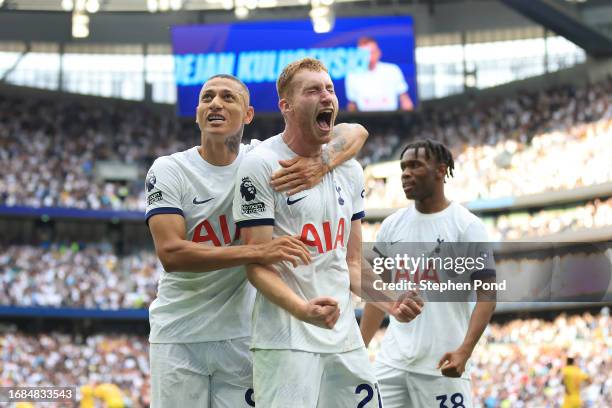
[360,138,496,408]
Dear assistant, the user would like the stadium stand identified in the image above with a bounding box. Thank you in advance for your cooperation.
[1,76,611,212]
[362,197,612,242]
[0,244,159,309]
[2,310,609,408]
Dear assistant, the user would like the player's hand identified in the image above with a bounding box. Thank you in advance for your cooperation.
[390,290,423,323]
[437,348,471,378]
[270,156,327,196]
[296,296,340,329]
[258,236,311,267]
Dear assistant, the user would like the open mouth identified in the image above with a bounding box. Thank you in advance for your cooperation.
[207,114,226,123]
[315,111,333,131]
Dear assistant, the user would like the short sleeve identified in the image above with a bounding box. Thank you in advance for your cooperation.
[373,218,390,258]
[232,153,275,228]
[391,64,408,95]
[349,160,365,222]
[144,157,184,225]
[462,220,496,281]
[240,139,261,155]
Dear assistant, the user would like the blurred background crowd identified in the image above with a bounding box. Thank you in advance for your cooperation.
[1,310,609,408]
[1,77,611,213]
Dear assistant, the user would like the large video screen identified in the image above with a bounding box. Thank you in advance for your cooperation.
[172,16,417,116]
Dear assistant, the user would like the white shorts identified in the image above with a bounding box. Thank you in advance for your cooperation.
[150,337,254,408]
[375,361,472,408]
[253,347,382,408]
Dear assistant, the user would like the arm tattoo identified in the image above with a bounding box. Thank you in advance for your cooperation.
[329,136,347,154]
[321,148,331,169]
[322,129,348,171]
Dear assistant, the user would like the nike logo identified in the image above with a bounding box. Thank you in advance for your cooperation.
[193,197,214,205]
[390,240,403,246]
[287,195,307,206]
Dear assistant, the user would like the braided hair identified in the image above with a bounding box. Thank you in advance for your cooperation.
[399,139,455,180]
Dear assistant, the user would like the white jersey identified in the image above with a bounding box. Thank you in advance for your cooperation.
[374,202,494,378]
[145,142,259,343]
[232,134,366,353]
[345,61,408,111]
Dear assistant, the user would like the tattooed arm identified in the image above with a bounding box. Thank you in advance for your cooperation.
[270,123,369,195]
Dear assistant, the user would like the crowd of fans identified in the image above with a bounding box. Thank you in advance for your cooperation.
[0,95,189,210]
[362,196,612,242]
[1,77,611,212]
[0,244,160,309]
[490,197,612,241]
[364,116,612,209]
[0,330,150,407]
[1,310,608,407]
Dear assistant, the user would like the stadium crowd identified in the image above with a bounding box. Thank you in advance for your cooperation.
[1,77,611,211]
[0,330,150,407]
[364,116,612,209]
[362,197,612,242]
[0,244,160,309]
[1,310,609,407]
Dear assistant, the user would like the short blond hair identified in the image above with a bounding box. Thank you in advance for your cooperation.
[276,57,329,99]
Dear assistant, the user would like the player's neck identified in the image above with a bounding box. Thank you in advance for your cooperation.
[199,133,240,166]
[282,127,322,157]
[415,192,450,214]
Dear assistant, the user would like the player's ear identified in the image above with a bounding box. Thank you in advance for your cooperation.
[244,106,255,125]
[436,163,448,180]
[279,98,291,115]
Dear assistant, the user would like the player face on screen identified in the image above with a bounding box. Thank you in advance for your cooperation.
[400,147,445,201]
[284,69,338,145]
[358,38,382,70]
[195,77,254,139]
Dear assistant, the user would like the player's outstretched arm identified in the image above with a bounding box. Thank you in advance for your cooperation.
[438,282,496,377]
[270,123,368,195]
[242,225,340,329]
[148,213,311,273]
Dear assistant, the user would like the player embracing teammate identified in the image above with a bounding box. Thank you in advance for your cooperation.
[233,58,421,407]
[147,57,495,407]
[145,72,370,407]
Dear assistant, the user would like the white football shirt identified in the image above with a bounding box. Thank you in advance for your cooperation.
[232,134,366,353]
[345,62,409,111]
[145,142,259,343]
[374,202,495,378]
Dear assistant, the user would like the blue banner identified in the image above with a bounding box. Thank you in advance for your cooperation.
[171,16,417,115]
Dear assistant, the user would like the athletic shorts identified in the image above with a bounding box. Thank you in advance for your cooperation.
[253,347,382,408]
[375,361,473,408]
[150,337,255,408]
